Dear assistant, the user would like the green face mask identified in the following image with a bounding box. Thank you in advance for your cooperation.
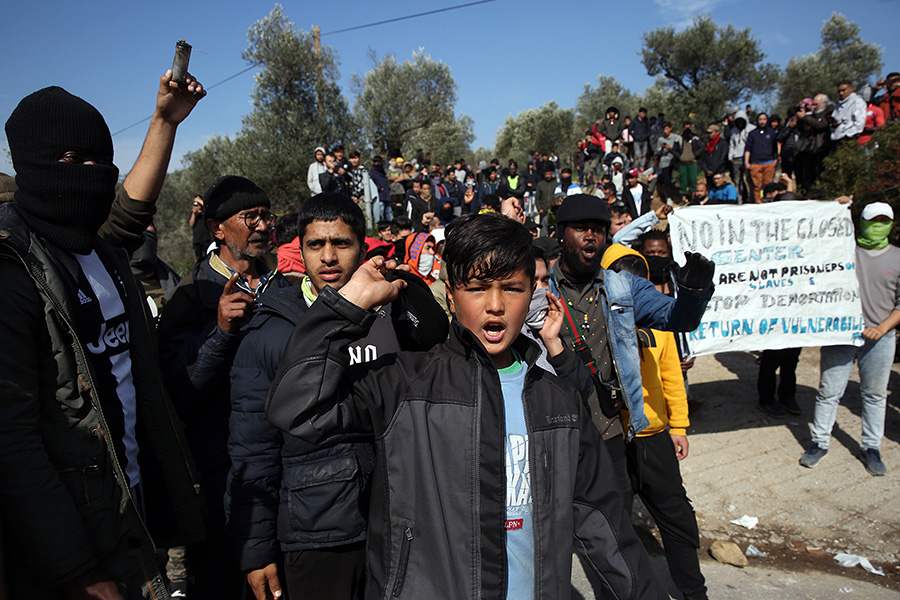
[857,219,893,250]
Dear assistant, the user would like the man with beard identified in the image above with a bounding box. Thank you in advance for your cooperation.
[157,175,289,598]
[794,94,833,193]
[548,194,715,497]
[0,71,207,598]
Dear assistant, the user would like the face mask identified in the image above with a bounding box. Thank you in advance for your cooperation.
[857,219,893,250]
[646,255,675,286]
[525,287,549,331]
[417,252,435,277]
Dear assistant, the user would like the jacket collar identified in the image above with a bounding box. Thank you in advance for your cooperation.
[445,317,542,371]
[0,202,36,258]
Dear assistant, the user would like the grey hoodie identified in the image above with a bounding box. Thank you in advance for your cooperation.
[728,109,755,160]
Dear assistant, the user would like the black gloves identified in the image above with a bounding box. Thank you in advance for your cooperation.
[675,252,715,291]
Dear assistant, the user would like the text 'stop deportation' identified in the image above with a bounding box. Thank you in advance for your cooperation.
[669,201,863,355]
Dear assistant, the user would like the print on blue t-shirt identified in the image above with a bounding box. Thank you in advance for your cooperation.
[499,353,534,600]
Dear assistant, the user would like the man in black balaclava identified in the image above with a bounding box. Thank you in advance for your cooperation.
[0,70,206,599]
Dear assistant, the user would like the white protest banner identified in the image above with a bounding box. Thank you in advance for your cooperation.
[669,201,863,356]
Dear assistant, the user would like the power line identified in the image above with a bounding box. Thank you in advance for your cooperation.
[322,0,498,36]
[111,0,498,138]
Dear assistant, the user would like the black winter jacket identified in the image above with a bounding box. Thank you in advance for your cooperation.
[699,137,728,175]
[629,117,651,143]
[266,287,666,600]
[225,286,373,571]
[0,198,204,597]
[621,184,653,220]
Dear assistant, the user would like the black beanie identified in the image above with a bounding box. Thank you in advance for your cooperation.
[5,86,119,254]
[555,193,611,226]
[203,175,270,222]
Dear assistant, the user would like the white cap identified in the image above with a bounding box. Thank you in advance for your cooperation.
[861,202,894,221]
[431,228,445,244]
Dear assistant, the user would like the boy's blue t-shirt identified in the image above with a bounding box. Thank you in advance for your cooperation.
[499,352,534,600]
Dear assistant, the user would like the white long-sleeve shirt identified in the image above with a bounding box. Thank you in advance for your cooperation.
[307,160,326,194]
[831,92,867,141]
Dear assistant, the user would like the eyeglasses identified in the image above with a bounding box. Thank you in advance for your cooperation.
[241,210,277,229]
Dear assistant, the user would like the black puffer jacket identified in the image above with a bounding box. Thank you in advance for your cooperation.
[228,280,448,572]
[266,287,666,600]
[225,285,373,570]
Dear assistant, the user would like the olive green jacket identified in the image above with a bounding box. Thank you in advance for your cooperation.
[0,192,204,598]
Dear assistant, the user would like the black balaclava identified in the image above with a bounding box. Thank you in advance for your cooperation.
[646,255,675,287]
[5,87,119,254]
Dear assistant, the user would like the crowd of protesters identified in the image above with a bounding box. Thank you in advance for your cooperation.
[0,65,897,600]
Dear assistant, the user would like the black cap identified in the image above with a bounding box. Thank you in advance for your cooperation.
[555,193,611,225]
[524,217,538,230]
[203,175,270,222]
[532,236,561,259]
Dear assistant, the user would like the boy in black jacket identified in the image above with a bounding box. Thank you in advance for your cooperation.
[266,213,666,599]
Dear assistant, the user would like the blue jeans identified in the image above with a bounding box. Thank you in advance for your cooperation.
[811,331,895,451]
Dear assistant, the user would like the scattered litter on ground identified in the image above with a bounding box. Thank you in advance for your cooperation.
[730,515,758,529]
[838,588,853,594]
[834,553,885,576]
[745,544,768,558]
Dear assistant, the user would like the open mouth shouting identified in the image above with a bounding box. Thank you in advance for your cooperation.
[482,320,507,344]
[581,244,598,264]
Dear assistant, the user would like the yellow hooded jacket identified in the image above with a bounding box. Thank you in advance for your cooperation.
[600,244,689,437]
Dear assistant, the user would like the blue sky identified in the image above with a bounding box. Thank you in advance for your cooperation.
[1,0,897,177]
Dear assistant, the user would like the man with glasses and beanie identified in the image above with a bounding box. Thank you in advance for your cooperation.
[158,175,288,599]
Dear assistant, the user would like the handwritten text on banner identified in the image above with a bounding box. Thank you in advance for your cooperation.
[669,201,863,356]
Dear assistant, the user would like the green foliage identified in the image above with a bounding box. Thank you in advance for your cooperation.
[777,13,884,111]
[154,5,356,270]
[574,75,644,135]
[352,50,471,161]
[818,121,900,244]
[238,4,357,209]
[641,15,779,128]
[495,102,575,167]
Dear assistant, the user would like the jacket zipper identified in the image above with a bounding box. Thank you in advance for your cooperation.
[391,526,414,597]
[473,360,483,599]
[4,246,157,550]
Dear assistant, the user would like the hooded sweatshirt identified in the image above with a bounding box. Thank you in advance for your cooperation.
[600,245,689,437]
[404,231,440,285]
[728,110,755,160]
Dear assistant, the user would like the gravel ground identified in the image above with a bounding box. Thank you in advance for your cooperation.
[574,345,900,598]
